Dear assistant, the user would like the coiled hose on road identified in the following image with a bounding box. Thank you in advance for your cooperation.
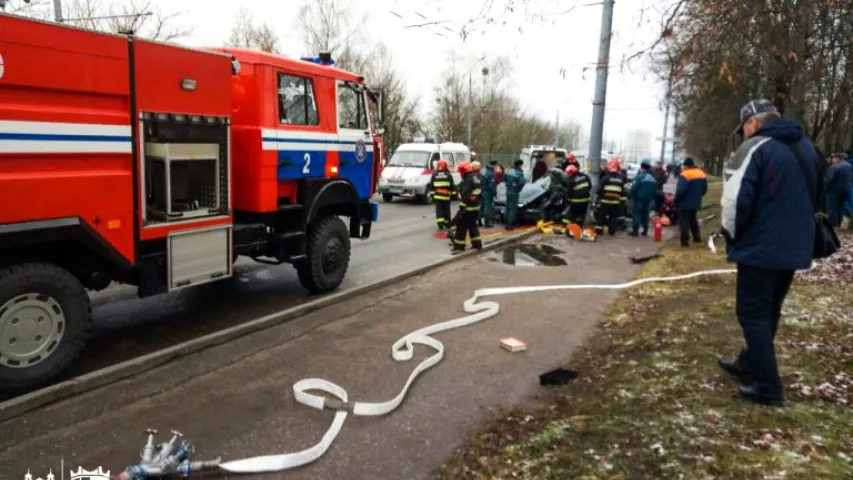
[217,242,739,473]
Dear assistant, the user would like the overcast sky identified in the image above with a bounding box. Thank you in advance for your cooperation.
[139,0,671,157]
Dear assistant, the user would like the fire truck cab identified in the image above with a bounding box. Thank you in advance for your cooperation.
[0,14,383,391]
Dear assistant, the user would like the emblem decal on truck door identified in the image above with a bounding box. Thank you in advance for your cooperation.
[355,139,366,163]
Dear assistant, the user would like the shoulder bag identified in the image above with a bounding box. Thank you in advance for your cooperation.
[786,143,840,259]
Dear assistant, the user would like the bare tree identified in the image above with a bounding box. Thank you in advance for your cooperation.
[5,0,189,41]
[295,0,367,70]
[0,0,52,17]
[634,0,853,172]
[431,53,553,154]
[295,0,421,154]
[227,7,280,54]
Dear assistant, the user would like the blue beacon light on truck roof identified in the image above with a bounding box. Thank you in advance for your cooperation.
[301,52,335,66]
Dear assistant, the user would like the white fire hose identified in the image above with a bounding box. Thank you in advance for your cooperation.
[216,235,738,474]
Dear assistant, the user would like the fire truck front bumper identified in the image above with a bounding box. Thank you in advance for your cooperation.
[350,200,376,239]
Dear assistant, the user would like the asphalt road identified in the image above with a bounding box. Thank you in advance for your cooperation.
[0,230,671,480]
[60,196,454,380]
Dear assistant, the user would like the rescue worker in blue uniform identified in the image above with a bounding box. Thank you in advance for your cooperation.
[595,160,625,235]
[561,164,591,236]
[453,161,483,252]
[628,161,658,236]
[504,159,526,230]
[429,159,455,230]
[478,160,498,227]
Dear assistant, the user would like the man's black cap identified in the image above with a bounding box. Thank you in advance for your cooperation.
[514,159,524,167]
[735,99,778,135]
[489,160,499,166]
[683,157,695,167]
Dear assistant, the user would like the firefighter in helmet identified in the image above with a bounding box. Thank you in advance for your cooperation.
[429,159,455,230]
[504,159,526,230]
[566,153,580,170]
[453,161,483,252]
[595,159,626,235]
[561,164,592,237]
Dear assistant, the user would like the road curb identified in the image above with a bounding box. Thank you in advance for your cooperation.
[0,228,539,422]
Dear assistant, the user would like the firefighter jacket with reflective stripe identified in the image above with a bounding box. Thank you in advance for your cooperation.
[567,172,591,203]
[459,173,482,211]
[597,173,625,205]
[429,170,455,201]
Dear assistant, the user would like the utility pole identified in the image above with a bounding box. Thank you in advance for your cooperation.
[53,0,64,22]
[466,72,473,148]
[555,109,561,147]
[587,0,615,186]
[671,104,680,164]
[659,74,672,165]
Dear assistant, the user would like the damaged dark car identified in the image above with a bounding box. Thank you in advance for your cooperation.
[493,175,556,225]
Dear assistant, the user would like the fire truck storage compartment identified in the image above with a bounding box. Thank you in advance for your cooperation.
[168,225,232,290]
[144,142,222,222]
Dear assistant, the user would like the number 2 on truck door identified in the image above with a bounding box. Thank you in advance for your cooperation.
[275,72,327,179]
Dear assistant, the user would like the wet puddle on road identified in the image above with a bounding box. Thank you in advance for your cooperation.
[492,243,568,267]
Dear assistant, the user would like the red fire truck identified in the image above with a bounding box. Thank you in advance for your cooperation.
[0,14,384,391]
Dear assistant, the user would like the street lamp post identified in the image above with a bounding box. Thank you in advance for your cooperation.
[52,0,63,22]
[466,65,489,148]
[467,72,473,148]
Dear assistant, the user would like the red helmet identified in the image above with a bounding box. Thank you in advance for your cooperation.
[607,159,620,173]
[457,161,472,175]
[565,165,579,176]
[437,159,448,171]
[567,153,576,162]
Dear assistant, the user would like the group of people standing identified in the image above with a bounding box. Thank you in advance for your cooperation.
[427,154,528,253]
[429,151,712,251]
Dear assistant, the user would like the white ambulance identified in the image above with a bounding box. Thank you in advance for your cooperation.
[377,142,470,203]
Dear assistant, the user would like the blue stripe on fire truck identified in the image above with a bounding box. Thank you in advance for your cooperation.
[0,120,132,154]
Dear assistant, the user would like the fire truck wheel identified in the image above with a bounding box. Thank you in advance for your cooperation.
[0,263,92,391]
[382,193,394,203]
[295,216,351,294]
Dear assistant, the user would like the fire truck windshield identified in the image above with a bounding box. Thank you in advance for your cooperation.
[387,151,430,167]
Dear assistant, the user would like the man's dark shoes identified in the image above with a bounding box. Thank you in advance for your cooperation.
[737,385,783,407]
[718,358,753,384]
[629,231,639,237]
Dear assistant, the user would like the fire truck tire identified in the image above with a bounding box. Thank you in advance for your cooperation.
[295,216,351,294]
[0,263,92,391]
[382,193,394,202]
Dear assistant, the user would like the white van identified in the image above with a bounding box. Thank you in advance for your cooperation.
[377,142,470,203]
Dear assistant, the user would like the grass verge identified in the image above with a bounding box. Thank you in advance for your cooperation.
[438,183,853,479]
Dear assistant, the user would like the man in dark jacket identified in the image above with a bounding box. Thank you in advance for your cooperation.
[478,160,498,227]
[718,99,818,406]
[674,157,708,246]
[824,153,853,227]
[628,161,657,236]
[652,161,668,213]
